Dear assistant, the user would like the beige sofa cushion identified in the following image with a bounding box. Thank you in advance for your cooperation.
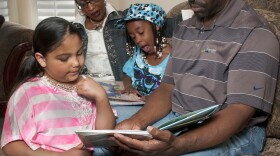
[243,0,280,14]
[255,9,280,139]
[255,9,280,40]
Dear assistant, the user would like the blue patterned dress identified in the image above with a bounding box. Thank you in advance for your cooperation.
[123,47,170,96]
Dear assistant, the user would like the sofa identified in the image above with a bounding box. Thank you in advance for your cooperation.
[0,15,34,117]
[167,0,280,155]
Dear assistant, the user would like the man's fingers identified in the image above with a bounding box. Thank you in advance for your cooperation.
[113,134,144,154]
[147,126,175,143]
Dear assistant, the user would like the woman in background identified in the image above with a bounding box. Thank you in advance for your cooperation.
[74,0,129,82]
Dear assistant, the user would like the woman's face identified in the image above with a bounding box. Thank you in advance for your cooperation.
[76,0,106,22]
[126,20,156,55]
[36,34,85,83]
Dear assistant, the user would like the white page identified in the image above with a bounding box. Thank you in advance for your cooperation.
[182,9,194,20]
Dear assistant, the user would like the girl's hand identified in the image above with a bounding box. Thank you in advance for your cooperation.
[122,85,141,95]
[76,75,107,102]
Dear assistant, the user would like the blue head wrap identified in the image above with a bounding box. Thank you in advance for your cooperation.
[116,3,166,29]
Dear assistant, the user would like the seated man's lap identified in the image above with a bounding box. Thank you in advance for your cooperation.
[182,126,265,156]
[113,107,265,155]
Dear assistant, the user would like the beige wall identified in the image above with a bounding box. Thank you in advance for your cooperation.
[107,0,187,13]
[8,0,187,29]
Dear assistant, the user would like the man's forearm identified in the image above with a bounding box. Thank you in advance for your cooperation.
[176,104,256,154]
[130,82,174,129]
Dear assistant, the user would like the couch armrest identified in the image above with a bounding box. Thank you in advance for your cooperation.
[3,42,33,98]
[0,22,33,102]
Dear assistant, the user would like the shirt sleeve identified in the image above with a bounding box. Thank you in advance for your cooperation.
[1,85,39,150]
[162,54,175,85]
[122,51,137,78]
[226,28,279,115]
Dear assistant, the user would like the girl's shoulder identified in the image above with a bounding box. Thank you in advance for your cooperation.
[15,77,46,93]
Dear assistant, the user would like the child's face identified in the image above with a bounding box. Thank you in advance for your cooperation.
[126,20,155,54]
[36,34,84,83]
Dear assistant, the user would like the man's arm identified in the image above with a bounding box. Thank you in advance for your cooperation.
[114,103,256,155]
[115,82,174,130]
[175,103,255,153]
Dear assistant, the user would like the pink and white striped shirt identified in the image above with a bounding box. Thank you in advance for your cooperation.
[1,76,96,152]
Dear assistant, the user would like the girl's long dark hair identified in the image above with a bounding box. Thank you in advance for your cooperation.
[12,17,87,96]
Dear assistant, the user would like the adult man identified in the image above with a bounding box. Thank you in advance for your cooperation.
[114,0,279,155]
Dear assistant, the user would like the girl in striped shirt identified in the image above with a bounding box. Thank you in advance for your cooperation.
[1,17,115,156]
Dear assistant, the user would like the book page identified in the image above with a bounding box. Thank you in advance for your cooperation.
[99,81,144,105]
[182,9,194,20]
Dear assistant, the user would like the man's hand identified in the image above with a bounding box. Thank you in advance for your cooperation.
[113,126,183,156]
[115,118,142,130]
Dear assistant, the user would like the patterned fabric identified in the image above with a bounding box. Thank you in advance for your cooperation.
[243,0,280,13]
[123,47,169,96]
[115,3,166,29]
[162,0,279,126]
[1,77,96,151]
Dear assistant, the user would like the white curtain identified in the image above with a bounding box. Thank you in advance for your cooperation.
[7,0,76,29]
[0,0,9,21]
[37,0,76,22]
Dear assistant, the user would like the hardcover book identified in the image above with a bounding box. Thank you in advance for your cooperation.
[76,105,221,148]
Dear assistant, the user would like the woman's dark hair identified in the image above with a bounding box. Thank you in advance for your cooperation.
[13,17,88,95]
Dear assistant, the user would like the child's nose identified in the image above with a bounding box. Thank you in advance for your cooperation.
[86,3,96,10]
[72,58,79,67]
[135,36,142,45]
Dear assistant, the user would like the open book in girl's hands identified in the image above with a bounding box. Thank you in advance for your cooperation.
[76,105,221,148]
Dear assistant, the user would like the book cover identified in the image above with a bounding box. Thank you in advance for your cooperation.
[157,105,221,131]
[76,105,221,148]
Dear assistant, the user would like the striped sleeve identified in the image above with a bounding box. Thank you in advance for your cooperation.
[1,85,38,150]
[227,27,279,113]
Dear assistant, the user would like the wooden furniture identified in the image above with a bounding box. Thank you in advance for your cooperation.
[0,15,33,117]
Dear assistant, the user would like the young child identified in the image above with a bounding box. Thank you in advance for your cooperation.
[117,3,171,99]
[1,17,115,155]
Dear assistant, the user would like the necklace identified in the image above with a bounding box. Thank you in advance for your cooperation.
[89,18,104,30]
[43,76,77,92]
[42,76,92,129]
[141,43,168,65]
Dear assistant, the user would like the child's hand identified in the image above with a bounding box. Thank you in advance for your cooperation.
[122,85,141,95]
[76,75,107,102]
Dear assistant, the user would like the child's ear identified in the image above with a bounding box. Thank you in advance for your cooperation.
[34,52,46,67]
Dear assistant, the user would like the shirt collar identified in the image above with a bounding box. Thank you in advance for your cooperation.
[188,0,245,30]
